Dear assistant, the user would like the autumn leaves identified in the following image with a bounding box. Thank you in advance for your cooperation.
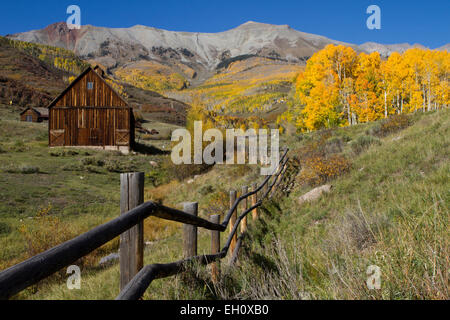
[283,45,449,132]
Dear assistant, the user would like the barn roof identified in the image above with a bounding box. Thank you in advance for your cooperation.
[34,108,49,116]
[19,107,48,116]
[47,66,129,109]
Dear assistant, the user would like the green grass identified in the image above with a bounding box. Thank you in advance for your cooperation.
[0,108,266,299]
[207,109,449,300]
[1,107,448,300]
[127,109,448,301]
[0,114,174,272]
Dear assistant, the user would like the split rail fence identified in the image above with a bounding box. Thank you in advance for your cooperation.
[0,148,289,300]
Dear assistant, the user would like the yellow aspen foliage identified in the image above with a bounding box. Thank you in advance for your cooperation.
[284,45,450,131]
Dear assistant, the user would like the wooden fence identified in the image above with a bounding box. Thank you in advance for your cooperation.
[0,148,289,300]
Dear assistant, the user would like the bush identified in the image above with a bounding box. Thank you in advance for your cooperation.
[85,165,101,174]
[20,165,40,174]
[368,114,411,137]
[0,222,11,235]
[18,205,82,280]
[12,140,26,152]
[324,136,344,154]
[165,162,212,182]
[298,154,351,187]
[105,159,137,173]
[81,157,105,167]
[350,135,381,155]
[50,150,79,157]
[204,189,229,216]
[105,160,122,173]
[62,163,83,171]
[199,185,214,196]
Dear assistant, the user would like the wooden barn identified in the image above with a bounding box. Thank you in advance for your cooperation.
[20,107,49,122]
[48,66,135,153]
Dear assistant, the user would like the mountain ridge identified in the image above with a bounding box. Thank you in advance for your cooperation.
[12,21,440,76]
[6,21,448,97]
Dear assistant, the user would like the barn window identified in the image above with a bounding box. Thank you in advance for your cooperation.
[26,115,33,122]
[87,82,94,90]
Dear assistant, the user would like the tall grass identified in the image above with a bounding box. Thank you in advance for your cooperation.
[165,110,448,300]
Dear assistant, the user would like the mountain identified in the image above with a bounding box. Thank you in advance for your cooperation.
[359,42,428,56]
[6,21,355,82]
[5,21,448,121]
[8,21,448,87]
[0,37,68,107]
[0,36,189,125]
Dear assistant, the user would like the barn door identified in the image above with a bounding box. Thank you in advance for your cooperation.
[90,129,104,146]
[50,130,65,146]
[116,129,130,146]
[77,128,89,146]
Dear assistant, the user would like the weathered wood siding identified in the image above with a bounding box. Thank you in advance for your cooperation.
[49,107,133,147]
[53,69,127,108]
[48,67,134,149]
[20,109,40,122]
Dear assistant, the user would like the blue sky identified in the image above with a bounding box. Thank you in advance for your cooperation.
[0,0,448,48]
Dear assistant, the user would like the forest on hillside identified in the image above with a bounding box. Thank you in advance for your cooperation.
[280,45,450,132]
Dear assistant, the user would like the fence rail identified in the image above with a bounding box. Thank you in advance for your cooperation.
[0,148,289,300]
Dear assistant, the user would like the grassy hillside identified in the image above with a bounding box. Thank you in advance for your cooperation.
[115,60,190,93]
[1,105,447,300]
[166,57,302,117]
[129,109,446,301]
[204,109,448,300]
[0,108,178,273]
[0,37,70,107]
[0,106,260,300]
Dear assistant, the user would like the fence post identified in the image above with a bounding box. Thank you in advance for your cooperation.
[241,186,248,233]
[120,172,145,291]
[183,202,198,258]
[252,183,258,221]
[210,214,220,283]
[263,179,270,199]
[229,190,237,255]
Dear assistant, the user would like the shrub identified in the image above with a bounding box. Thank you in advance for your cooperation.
[85,165,101,174]
[50,150,79,157]
[368,114,411,137]
[20,165,40,174]
[66,150,79,156]
[298,154,351,187]
[350,135,381,155]
[105,159,136,173]
[204,189,229,216]
[105,160,121,173]
[145,168,169,187]
[165,162,212,182]
[199,185,214,196]
[81,157,105,167]
[49,150,62,157]
[324,136,344,154]
[0,222,11,235]
[62,163,83,171]
[12,140,26,152]
[19,205,76,262]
